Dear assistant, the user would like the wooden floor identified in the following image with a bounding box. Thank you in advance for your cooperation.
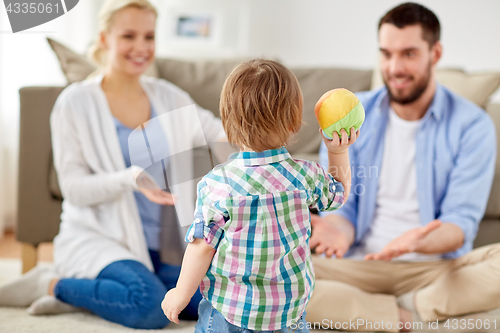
[0,231,53,262]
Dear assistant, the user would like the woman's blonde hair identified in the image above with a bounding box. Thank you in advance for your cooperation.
[88,0,157,67]
[220,59,303,152]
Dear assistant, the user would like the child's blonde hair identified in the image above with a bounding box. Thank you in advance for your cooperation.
[220,59,303,152]
[88,0,157,67]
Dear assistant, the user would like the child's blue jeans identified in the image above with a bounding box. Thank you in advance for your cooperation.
[194,298,310,333]
[54,250,202,329]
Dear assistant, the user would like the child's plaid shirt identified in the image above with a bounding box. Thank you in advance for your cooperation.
[186,147,345,330]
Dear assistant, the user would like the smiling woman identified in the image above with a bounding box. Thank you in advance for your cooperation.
[0,0,225,329]
[94,4,158,129]
[90,1,156,80]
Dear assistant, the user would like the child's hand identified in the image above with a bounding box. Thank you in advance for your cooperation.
[321,127,360,155]
[161,288,191,324]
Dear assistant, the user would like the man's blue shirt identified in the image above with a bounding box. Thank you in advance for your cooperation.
[319,83,496,258]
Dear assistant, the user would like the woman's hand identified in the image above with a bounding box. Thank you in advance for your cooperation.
[161,288,191,324]
[138,188,176,205]
[321,127,360,155]
[132,166,176,205]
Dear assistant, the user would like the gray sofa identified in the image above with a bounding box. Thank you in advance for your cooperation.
[17,55,500,272]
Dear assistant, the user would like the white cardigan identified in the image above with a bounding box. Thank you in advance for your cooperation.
[50,74,224,279]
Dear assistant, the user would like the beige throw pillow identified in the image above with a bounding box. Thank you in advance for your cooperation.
[154,58,240,118]
[435,69,500,108]
[47,38,96,84]
[47,38,159,84]
[371,67,500,108]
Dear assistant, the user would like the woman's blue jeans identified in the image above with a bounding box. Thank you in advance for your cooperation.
[54,251,202,329]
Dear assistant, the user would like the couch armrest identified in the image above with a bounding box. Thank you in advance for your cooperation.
[484,103,500,217]
[475,218,500,248]
[17,86,65,245]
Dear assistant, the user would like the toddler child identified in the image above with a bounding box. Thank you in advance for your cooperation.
[162,59,359,332]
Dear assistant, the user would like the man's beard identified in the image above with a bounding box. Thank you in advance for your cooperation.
[384,62,431,105]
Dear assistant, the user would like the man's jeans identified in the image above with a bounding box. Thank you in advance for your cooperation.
[54,251,202,329]
[194,298,310,333]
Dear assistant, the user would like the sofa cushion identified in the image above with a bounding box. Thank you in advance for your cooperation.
[47,38,159,84]
[372,67,500,108]
[434,70,500,108]
[155,58,239,118]
[47,38,96,84]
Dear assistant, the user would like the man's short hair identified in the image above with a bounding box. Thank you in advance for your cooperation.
[378,2,440,47]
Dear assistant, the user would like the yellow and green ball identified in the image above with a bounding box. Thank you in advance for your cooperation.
[314,88,365,140]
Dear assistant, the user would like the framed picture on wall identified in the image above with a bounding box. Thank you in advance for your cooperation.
[168,10,220,46]
[157,2,249,59]
[176,15,212,39]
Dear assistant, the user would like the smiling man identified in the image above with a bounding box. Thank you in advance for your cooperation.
[307,3,499,332]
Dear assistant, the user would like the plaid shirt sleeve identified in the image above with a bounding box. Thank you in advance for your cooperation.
[185,179,228,249]
[309,162,345,211]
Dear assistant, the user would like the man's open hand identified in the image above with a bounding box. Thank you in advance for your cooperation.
[310,214,354,258]
[364,220,442,261]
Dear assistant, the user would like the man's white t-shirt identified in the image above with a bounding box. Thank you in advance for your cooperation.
[349,108,441,261]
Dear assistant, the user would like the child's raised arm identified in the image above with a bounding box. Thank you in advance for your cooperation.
[161,239,215,324]
[321,127,360,202]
